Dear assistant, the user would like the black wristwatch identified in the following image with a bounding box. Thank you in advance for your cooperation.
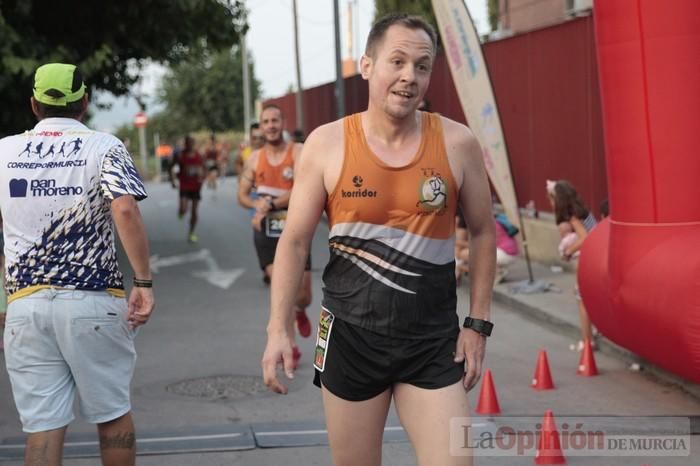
[462,317,494,337]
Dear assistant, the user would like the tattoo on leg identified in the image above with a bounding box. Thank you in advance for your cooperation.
[99,432,135,450]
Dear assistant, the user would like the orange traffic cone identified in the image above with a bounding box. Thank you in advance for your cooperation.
[532,350,555,390]
[577,338,599,376]
[534,410,566,464]
[475,369,501,415]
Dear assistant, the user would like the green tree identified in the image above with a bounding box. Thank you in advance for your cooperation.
[156,46,261,135]
[373,0,439,47]
[0,0,246,136]
[374,0,437,27]
[488,0,500,31]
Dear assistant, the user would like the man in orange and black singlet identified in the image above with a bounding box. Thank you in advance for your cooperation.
[261,14,497,466]
[171,135,205,243]
[238,104,312,364]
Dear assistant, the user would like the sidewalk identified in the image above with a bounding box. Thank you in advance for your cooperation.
[492,257,580,337]
[489,257,700,399]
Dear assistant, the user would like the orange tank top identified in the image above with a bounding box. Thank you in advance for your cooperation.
[255,143,295,198]
[322,112,459,338]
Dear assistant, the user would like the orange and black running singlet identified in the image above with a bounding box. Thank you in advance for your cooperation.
[322,113,459,338]
[254,143,295,198]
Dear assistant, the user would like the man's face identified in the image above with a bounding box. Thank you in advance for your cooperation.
[250,128,265,149]
[361,25,434,121]
[260,108,284,144]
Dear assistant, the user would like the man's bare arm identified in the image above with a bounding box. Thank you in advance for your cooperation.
[268,139,326,333]
[448,122,495,320]
[444,117,495,391]
[112,196,151,280]
[111,195,155,328]
[262,125,335,394]
[237,152,259,209]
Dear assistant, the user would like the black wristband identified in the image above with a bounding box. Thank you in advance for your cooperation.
[133,278,153,288]
[462,317,493,337]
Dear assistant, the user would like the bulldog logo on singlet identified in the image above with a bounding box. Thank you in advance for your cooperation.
[417,172,448,212]
[282,166,294,181]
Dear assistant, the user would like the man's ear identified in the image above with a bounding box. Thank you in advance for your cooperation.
[78,94,89,121]
[30,97,41,119]
[360,54,372,80]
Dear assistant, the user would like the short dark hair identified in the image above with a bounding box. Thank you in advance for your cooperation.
[292,128,305,143]
[261,103,283,118]
[365,13,437,58]
[34,99,84,120]
[250,122,260,131]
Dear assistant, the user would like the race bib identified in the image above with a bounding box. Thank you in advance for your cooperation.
[313,308,335,372]
[185,166,201,177]
[265,210,287,238]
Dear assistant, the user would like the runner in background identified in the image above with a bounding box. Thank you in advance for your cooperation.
[155,140,174,182]
[171,135,205,243]
[238,105,313,365]
[236,123,264,177]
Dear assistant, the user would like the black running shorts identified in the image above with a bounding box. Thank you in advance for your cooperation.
[313,312,464,401]
[179,189,201,201]
[253,224,311,271]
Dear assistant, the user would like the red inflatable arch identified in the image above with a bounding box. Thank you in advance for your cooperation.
[580,0,700,383]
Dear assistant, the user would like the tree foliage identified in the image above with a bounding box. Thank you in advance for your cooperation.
[488,0,500,31]
[0,0,246,135]
[373,0,440,48]
[374,0,438,31]
[156,47,261,135]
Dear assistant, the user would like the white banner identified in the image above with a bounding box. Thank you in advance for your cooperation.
[432,0,521,229]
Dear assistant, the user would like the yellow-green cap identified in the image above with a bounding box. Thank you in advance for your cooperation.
[33,63,86,106]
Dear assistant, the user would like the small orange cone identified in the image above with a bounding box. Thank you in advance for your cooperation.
[576,338,599,376]
[531,350,555,390]
[475,369,501,415]
[534,410,566,464]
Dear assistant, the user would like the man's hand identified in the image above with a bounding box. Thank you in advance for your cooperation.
[454,328,487,391]
[261,330,297,394]
[251,211,265,232]
[255,196,273,215]
[127,287,155,330]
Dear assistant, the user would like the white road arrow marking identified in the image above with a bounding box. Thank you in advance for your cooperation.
[192,268,245,289]
[150,249,210,273]
[149,249,244,289]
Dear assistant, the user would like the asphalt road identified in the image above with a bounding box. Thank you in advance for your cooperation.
[1,178,698,465]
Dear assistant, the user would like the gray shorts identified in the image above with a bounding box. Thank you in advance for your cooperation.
[3,288,137,433]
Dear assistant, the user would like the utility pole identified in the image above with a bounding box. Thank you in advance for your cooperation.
[292,0,304,133]
[241,33,252,131]
[333,0,345,118]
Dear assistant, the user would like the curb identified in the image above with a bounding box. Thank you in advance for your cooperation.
[492,287,700,401]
